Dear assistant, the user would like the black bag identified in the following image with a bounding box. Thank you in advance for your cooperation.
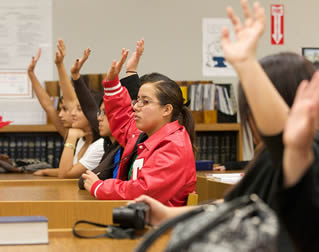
[135,194,279,252]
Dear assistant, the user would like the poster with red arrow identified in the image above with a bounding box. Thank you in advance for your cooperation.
[271,4,284,45]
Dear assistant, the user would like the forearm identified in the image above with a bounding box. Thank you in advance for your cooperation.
[235,59,289,135]
[103,76,136,146]
[56,63,77,103]
[29,72,66,136]
[42,168,60,177]
[120,74,140,100]
[58,135,78,178]
[29,72,56,112]
[283,146,314,187]
[164,206,196,221]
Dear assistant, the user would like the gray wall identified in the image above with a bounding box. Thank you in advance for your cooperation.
[52,0,319,84]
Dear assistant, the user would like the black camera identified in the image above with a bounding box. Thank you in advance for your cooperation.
[113,202,150,230]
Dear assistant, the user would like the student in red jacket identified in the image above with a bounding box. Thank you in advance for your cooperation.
[82,49,197,206]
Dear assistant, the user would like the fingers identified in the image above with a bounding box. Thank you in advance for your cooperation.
[220,26,231,46]
[57,39,66,57]
[82,48,91,60]
[294,80,309,103]
[136,39,144,56]
[81,173,89,179]
[241,0,252,20]
[226,7,242,33]
[241,0,254,27]
[118,48,129,68]
[254,2,265,24]
[35,48,41,61]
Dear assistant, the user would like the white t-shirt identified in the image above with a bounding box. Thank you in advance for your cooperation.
[79,138,104,170]
[73,137,86,165]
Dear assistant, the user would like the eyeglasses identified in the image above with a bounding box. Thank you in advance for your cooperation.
[97,110,106,118]
[131,99,160,108]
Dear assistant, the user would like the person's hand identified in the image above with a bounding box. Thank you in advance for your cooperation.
[133,195,170,226]
[213,165,226,171]
[126,39,144,74]
[55,39,66,65]
[106,48,129,81]
[283,72,319,150]
[221,0,265,68]
[33,169,45,176]
[27,48,41,75]
[67,128,86,140]
[71,48,91,80]
[82,170,100,192]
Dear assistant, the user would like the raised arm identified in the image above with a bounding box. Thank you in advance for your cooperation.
[27,49,66,137]
[125,39,144,77]
[71,49,100,134]
[221,0,289,136]
[283,72,319,187]
[55,39,77,108]
[120,39,144,99]
[103,49,136,147]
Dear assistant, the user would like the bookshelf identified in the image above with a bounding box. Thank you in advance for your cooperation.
[195,123,242,162]
[0,124,63,168]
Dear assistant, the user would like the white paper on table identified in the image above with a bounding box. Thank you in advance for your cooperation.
[206,173,244,184]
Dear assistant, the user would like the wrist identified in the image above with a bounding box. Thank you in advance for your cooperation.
[71,73,80,80]
[231,56,258,72]
[64,142,75,150]
[66,133,79,143]
[126,70,137,74]
[55,62,64,68]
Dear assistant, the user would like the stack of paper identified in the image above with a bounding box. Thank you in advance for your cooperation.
[206,173,244,184]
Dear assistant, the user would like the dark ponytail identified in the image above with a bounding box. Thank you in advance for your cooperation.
[179,106,197,154]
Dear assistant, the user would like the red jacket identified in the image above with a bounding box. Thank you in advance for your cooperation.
[90,76,196,206]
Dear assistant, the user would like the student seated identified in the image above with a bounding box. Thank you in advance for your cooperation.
[34,40,104,178]
[70,40,144,188]
[82,48,197,206]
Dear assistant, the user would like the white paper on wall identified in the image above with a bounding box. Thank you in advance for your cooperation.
[202,18,236,77]
[0,0,52,124]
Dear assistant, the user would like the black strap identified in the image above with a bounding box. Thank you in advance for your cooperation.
[72,220,136,239]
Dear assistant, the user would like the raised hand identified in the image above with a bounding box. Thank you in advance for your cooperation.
[283,71,319,186]
[221,0,265,67]
[70,48,91,80]
[283,72,319,150]
[55,39,66,65]
[27,48,41,74]
[106,48,129,81]
[126,39,144,74]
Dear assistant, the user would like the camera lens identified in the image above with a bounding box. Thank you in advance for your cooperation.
[113,207,137,228]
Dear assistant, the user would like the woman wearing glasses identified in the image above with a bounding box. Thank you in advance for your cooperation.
[82,47,197,207]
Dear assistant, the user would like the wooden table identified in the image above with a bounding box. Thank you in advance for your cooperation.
[0,180,128,229]
[0,173,70,181]
[0,229,171,252]
[196,170,243,202]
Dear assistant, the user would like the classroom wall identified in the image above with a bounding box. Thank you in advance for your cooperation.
[52,0,319,83]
